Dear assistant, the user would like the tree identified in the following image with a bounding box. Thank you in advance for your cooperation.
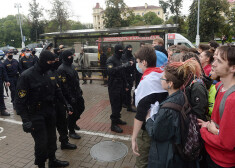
[166,15,188,35]
[188,0,229,42]
[28,0,43,42]
[103,0,129,28]
[143,12,164,25]
[159,0,183,24]
[49,0,70,32]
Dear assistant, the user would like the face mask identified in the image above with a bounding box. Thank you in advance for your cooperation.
[25,53,30,57]
[8,55,13,59]
[136,63,143,74]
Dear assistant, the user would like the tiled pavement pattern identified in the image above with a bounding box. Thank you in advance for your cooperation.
[0,79,137,168]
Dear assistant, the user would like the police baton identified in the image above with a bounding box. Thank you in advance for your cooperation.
[3,82,9,97]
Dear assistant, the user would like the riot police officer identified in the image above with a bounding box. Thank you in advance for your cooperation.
[19,48,36,72]
[3,51,21,110]
[52,49,77,150]
[106,44,133,133]
[121,45,136,112]
[0,56,10,116]
[57,50,85,139]
[15,51,71,168]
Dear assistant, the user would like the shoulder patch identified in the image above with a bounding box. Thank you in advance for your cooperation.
[50,77,55,80]
[18,90,27,98]
[62,77,66,83]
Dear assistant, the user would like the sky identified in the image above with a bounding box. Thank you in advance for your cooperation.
[0,0,194,24]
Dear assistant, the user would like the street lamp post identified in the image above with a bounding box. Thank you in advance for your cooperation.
[196,0,200,47]
[14,3,25,49]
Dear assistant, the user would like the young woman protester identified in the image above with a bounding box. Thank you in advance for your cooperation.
[199,49,215,76]
[145,59,201,168]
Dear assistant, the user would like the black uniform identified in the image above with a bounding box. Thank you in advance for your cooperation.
[100,52,108,82]
[3,57,21,107]
[0,61,10,115]
[52,51,77,149]
[57,50,85,138]
[15,51,69,168]
[121,45,136,110]
[106,44,131,133]
[19,55,36,72]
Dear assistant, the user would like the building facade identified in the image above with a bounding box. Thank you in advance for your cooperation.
[93,3,164,30]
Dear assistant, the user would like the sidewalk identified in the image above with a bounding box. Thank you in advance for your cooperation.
[0,80,137,168]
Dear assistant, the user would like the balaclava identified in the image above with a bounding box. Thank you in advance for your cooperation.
[38,51,55,72]
[114,44,123,59]
[62,50,74,65]
[125,45,132,57]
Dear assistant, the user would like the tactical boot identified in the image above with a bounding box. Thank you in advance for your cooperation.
[74,125,80,130]
[127,106,137,113]
[49,158,69,168]
[38,163,45,168]
[122,104,128,108]
[116,119,127,125]
[1,110,10,116]
[69,133,81,139]
[111,123,123,133]
[61,142,77,150]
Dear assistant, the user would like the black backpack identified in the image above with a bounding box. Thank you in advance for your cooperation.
[162,93,202,161]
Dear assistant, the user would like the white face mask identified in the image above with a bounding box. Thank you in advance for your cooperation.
[25,53,30,57]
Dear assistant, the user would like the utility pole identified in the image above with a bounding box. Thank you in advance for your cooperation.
[14,3,25,49]
[196,0,200,47]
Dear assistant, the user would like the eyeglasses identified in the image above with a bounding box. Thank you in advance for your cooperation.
[160,77,168,81]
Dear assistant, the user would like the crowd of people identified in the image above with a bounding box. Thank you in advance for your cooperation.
[0,37,234,168]
[103,37,235,168]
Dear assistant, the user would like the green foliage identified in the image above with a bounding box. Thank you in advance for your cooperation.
[188,0,230,42]
[159,0,183,23]
[103,0,129,28]
[143,12,164,25]
[166,15,188,35]
[28,0,43,42]
[50,0,70,32]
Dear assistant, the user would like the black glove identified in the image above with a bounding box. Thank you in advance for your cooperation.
[66,104,73,113]
[22,121,33,133]
[71,97,76,104]
[122,62,131,68]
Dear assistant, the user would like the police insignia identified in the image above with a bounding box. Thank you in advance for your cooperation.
[62,77,66,82]
[50,77,55,80]
[108,65,113,68]
[18,90,26,98]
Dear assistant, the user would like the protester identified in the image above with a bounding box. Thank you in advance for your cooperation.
[145,59,201,168]
[198,45,235,168]
[198,44,210,54]
[132,45,168,168]
[152,37,168,67]
[199,49,215,76]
